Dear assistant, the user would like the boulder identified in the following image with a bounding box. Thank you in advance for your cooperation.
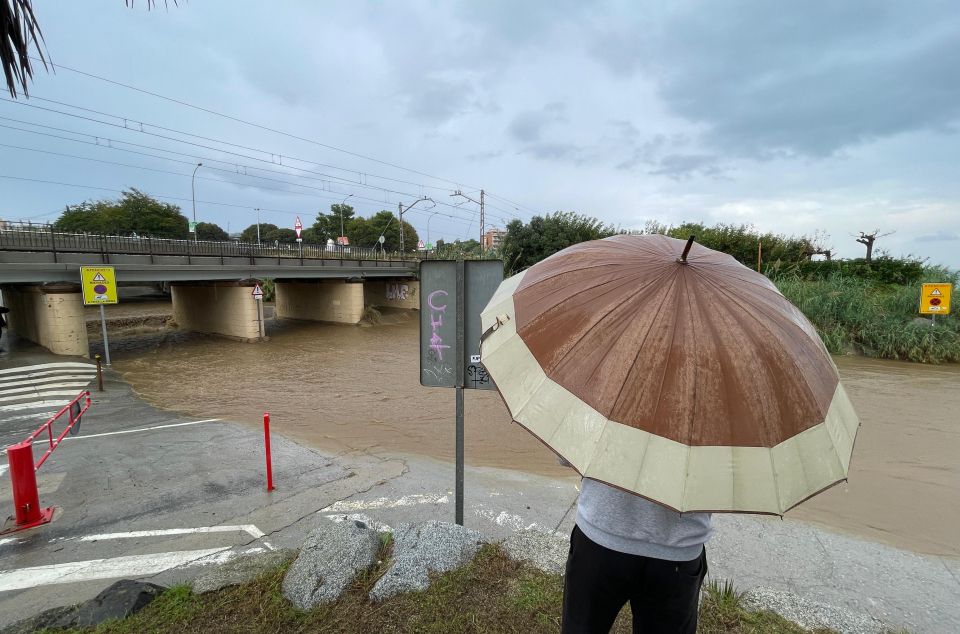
[1,580,166,633]
[501,530,569,575]
[282,520,380,610]
[370,520,484,601]
[192,549,293,594]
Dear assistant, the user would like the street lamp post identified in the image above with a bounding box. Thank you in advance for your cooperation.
[339,194,353,245]
[191,163,203,242]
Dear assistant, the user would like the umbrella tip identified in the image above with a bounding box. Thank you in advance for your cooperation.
[677,235,695,263]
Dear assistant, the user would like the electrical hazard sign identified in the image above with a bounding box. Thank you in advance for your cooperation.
[80,266,118,305]
[920,283,951,315]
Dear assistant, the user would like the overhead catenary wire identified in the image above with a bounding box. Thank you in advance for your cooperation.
[0,138,509,229]
[10,60,539,218]
[0,174,478,241]
[0,107,517,226]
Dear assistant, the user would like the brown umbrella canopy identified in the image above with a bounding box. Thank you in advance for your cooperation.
[513,234,837,448]
[480,234,859,514]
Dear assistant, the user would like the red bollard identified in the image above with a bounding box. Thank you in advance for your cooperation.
[3,440,54,533]
[263,413,275,492]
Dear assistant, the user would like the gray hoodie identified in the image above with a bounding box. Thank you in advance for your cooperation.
[575,478,713,561]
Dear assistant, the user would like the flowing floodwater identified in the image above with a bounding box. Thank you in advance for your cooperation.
[106,302,960,557]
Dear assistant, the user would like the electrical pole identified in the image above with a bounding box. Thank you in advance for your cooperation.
[398,201,404,253]
[254,208,261,244]
[450,189,486,255]
[480,189,485,253]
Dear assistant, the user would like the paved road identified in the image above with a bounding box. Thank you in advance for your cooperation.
[0,350,956,632]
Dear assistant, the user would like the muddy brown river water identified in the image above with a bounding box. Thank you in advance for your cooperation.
[106,303,960,558]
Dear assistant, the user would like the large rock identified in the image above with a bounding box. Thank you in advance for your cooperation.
[501,530,569,575]
[2,580,166,633]
[192,549,293,594]
[370,520,484,601]
[282,520,381,610]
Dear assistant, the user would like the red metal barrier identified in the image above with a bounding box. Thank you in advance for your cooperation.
[3,390,91,534]
[263,412,275,492]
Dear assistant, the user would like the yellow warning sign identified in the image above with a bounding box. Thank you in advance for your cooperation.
[919,283,951,315]
[80,266,118,305]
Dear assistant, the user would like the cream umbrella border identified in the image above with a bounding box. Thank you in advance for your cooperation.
[480,270,861,515]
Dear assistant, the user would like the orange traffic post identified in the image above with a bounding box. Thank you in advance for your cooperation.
[3,440,54,533]
[263,413,275,492]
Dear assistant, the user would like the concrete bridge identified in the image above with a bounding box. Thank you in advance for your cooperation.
[0,228,421,356]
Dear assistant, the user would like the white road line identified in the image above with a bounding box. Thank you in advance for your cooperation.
[0,362,95,377]
[0,548,231,592]
[0,383,91,397]
[473,506,559,536]
[51,524,266,543]
[0,375,95,390]
[320,494,449,513]
[0,465,7,478]
[0,391,85,405]
[68,419,221,440]
[0,410,57,423]
[0,370,96,386]
[0,400,75,413]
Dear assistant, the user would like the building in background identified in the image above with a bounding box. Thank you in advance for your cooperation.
[482,228,505,251]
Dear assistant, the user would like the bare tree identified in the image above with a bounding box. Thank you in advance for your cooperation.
[854,229,894,263]
[803,229,834,261]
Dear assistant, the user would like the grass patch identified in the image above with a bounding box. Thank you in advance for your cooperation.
[51,547,846,634]
[361,305,383,325]
[773,267,960,363]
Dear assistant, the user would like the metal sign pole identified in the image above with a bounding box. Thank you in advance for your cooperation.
[455,259,465,526]
[99,304,111,366]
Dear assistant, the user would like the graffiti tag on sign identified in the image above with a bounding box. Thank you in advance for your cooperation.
[427,290,451,361]
[466,364,491,388]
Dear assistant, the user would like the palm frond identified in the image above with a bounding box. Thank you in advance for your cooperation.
[0,0,48,98]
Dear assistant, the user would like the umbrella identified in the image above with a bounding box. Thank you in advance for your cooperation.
[480,234,859,515]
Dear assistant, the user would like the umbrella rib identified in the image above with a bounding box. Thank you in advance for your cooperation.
[610,268,682,418]
[547,268,676,379]
[689,268,828,426]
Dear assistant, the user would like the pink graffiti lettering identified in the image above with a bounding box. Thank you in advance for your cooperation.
[427,290,451,360]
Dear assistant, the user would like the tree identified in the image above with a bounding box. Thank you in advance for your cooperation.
[311,203,355,243]
[500,212,617,274]
[240,223,277,243]
[855,230,893,263]
[194,222,229,241]
[263,227,298,243]
[644,221,812,270]
[54,189,188,238]
[355,210,419,252]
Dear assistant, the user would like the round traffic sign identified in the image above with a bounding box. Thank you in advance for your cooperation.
[94,284,108,294]
[930,297,942,306]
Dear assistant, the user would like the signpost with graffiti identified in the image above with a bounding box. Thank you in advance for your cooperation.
[419,259,504,525]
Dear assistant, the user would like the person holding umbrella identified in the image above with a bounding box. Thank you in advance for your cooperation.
[480,234,860,633]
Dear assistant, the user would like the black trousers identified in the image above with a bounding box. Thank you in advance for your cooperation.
[561,525,707,634]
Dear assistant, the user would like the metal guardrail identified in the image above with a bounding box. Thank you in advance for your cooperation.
[0,227,422,264]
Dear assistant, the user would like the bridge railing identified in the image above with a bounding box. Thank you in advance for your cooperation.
[0,226,422,263]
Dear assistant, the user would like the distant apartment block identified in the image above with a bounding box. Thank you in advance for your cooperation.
[482,228,505,250]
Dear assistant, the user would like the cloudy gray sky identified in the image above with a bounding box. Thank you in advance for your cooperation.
[1,1,958,267]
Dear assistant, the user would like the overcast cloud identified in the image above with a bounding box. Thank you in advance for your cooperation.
[0,1,957,267]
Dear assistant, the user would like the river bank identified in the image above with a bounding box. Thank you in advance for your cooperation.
[90,299,960,559]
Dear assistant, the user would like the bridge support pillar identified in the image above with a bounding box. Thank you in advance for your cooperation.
[171,282,262,341]
[275,280,365,324]
[0,284,89,357]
